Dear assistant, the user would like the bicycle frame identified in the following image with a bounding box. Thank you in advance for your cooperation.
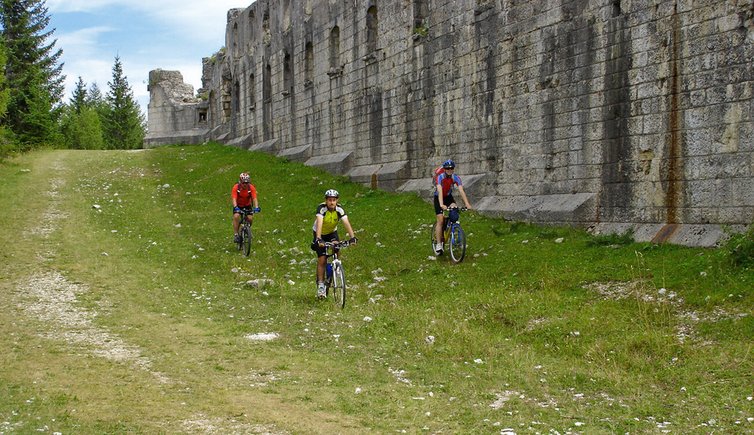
[432,206,467,262]
[321,240,350,308]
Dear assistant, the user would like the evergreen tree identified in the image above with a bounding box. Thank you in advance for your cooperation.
[0,0,65,148]
[0,37,13,157]
[86,82,109,122]
[70,76,87,114]
[103,56,145,149]
[60,104,104,150]
[60,77,104,150]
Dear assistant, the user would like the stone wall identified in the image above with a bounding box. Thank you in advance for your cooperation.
[147,0,754,245]
[145,70,209,147]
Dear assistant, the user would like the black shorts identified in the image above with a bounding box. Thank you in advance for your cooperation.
[311,231,339,257]
[433,194,455,215]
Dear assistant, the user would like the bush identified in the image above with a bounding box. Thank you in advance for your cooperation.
[725,224,754,267]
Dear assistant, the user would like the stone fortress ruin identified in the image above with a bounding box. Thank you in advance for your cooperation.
[146,0,754,246]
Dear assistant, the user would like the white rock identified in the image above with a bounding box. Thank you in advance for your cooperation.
[555,237,564,243]
[363,316,373,322]
[92,204,101,209]
[245,332,278,341]
[425,335,435,344]
[355,387,362,394]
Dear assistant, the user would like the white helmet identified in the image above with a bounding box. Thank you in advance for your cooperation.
[239,172,250,183]
[324,189,339,198]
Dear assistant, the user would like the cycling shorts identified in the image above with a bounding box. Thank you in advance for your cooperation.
[433,194,455,215]
[311,231,339,257]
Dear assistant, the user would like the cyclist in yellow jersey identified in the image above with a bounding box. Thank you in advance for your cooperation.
[311,189,357,299]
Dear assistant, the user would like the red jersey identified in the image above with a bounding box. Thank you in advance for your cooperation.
[232,182,257,207]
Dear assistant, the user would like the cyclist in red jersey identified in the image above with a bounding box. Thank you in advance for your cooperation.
[232,172,260,243]
[433,160,472,254]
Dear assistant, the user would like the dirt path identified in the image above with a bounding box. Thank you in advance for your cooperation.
[7,151,286,434]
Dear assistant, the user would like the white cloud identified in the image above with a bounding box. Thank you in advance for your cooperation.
[50,1,253,116]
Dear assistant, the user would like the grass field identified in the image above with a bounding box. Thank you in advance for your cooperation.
[0,144,752,433]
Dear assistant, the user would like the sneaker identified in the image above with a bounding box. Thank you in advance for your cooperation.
[234,234,241,243]
[434,242,444,255]
[316,283,326,299]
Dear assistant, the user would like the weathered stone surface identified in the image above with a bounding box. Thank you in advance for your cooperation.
[146,0,754,246]
[305,152,353,175]
[145,69,208,147]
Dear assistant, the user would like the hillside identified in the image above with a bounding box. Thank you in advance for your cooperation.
[0,144,751,433]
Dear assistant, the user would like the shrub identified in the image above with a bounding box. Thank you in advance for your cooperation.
[725,224,754,267]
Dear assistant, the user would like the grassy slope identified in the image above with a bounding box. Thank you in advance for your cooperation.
[0,145,751,433]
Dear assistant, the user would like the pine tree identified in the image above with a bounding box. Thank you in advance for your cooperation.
[70,76,87,114]
[86,82,109,123]
[0,0,65,148]
[60,76,104,150]
[103,56,145,149]
[0,37,12,157]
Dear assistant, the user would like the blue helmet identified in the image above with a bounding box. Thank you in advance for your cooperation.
[442,159,455,169]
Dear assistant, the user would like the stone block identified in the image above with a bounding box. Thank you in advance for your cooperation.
[249,138,279,153]
[225,133,254,150]
[475,192,596,223]
[278,144,312,162]
[144,129,208,147]
[305,151,353,175]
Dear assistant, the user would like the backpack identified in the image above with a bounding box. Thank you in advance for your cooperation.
[432,166,444,186]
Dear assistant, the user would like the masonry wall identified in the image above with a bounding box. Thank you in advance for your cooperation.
[161,0,754,243]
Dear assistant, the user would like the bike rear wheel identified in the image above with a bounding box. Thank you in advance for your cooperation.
[448,224,466,263]
[242,224,252,256]
[332,264,346,309]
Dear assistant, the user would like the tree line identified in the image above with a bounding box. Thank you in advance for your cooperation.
[0,0,146,159]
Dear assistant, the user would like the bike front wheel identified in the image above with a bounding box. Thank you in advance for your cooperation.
[242,224,252,256]
[448,224,466,263]
[332,264,346,309]
[430,221,438,253]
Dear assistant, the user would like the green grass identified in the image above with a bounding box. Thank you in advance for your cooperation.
[0,144,752,433]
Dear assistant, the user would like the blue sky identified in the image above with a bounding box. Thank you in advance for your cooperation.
[47,0,252,117]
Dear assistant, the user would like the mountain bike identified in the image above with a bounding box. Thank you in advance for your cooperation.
[321,240,352,309]
[431,205,467,263]
[235,208,258,256]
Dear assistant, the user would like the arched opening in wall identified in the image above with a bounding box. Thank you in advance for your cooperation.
[283,51,293,95]
[222,79,232,121]
[329,26,341,73]
[366,5,378,54]
[198,108,207,124]
[248,10,255,40]
[263,63,273,140]
[233,22,239,54]
[283,0,291,31]
[233,80,240,113]
[413,0,428,30]
[305,41,314,87]
[249,73,256,110]
[209,90,216,124]
[611,0,622,17]
[263,8,270,44]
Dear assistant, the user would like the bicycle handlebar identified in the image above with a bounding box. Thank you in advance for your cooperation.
[321,240,352,248]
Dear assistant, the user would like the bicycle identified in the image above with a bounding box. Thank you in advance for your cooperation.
[235,207,259,256]
[321,240,352,309]
[431,205,467,263]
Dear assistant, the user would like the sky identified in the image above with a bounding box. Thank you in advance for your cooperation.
[47,0,252,117]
